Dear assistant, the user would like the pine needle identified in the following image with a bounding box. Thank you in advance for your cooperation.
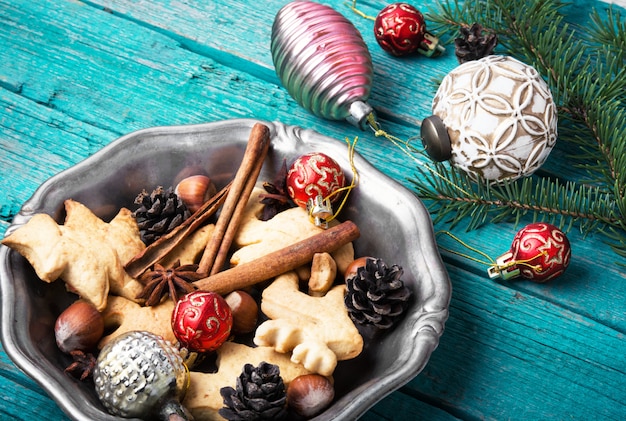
[406,0,626,261]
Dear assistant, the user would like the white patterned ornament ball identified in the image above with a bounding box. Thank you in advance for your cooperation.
[426,55,558,182]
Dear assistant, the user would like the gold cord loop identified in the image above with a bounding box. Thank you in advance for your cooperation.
[347,0,376,21]
[307,136,360,227]
[436,231,548,278]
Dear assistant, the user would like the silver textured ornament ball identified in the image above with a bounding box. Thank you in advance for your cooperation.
[421,55,558,182]
[93,331,192,420]
[271,1,375,129]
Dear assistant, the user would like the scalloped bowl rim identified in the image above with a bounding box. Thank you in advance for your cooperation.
[1,119,451,420]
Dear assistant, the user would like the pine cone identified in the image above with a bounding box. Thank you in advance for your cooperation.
[219,362,288,421]
[345,258,413,330]
[133,186,191,245]
[454,23,498,63]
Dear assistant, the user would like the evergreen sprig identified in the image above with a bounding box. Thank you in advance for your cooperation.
[412,165,618,231]
[405,0,626,260]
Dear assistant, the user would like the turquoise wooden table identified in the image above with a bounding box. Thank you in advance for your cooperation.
[1,0,625,419]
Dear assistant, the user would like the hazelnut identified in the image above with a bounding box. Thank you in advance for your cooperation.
[175,174,217,213]
[309,252,337,297]
[287,374,335,418]
[54,300,104,353]
[224,290,258,334]
[173,165,208,185]
[343,256,372,279]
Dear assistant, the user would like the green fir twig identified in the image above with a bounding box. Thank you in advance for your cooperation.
[406,0,626,261]
[411,164,618,231]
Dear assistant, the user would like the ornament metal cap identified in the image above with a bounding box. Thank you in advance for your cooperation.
[421,115,452,162]
[487,252,521,280]
[307,195,333,229]
[347,101,376,130]
[419,32,445,57]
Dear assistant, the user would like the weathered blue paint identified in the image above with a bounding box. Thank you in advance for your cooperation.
[1,0,625,419]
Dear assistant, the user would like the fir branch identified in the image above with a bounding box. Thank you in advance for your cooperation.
[588,7,626,54]
[602,222,626,263]
[409,0,626,260]
[411,164,619,232]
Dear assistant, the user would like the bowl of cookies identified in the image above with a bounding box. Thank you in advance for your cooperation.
[0,119,450,421]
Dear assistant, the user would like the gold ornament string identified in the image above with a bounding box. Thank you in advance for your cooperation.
[436,231,549,275]
[183,362,191,391]
[345,1,544,277]
[347,0,375,21]
[307,136,360,226]
[345,1,471,198]
[436,231,495,266]
[365,114,472,197]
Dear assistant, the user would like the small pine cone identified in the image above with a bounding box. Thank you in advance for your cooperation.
[454,23,498,63]
[219,362,288,421]
[133,186,191,245]
[345,258,413,330]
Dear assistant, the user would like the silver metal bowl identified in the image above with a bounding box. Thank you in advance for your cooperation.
[0,119,450,420]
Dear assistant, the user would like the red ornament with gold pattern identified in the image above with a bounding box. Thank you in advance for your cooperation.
[286,152,346,227]
[488,222,571,283]
[171,291,232,352]
[374,3,444,57]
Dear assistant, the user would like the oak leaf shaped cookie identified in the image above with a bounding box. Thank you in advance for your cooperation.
[158,224,215,267]
[232,188,354,274]
[1,200,145,310]
[183,341,315,421]
[98,295,176,347]
[254,272,363,376]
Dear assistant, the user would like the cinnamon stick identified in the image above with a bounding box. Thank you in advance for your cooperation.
[198,123,271,275]
[124,182,231,278]
[194,220,360,295]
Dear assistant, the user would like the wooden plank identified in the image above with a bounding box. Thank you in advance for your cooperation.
[0,89,114,228]
[366,389,463,420]
[403,263,626,420]
[1,0,625,420]
[0,0,425,230]
[0,348,69,420]
[0,382,68,421]
[83,0,451,125]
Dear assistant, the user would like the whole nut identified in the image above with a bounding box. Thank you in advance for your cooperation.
[54,300,105,353]
[309,252,337,297]
[173,165,208,186]
[343,256,373,279]
[224,290,258,335]
[175,174,217,213]
[287,374,335,417]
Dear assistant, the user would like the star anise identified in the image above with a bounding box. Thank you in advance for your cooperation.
[259,159,295,221]
[65,350,97,381]
[137,260,204,306]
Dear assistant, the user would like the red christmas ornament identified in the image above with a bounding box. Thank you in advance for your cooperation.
[171,290,232,352]
[286,152,346,225]
[488,223,571,282]
[374,3,444,57]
